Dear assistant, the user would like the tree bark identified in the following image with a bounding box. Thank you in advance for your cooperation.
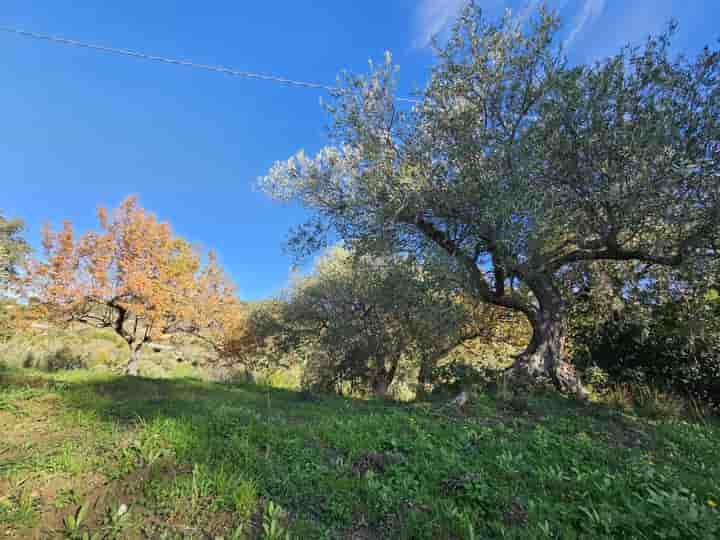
[414,358,438,400]
[371,376,390,397]
[125,344,143,376]
[371,358,399,398]
[509,288,587,398]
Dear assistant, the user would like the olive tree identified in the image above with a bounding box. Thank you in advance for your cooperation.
[261,5,720,395]
[267,247,470,396]
[0,212,28,287]
[0,212,28,341]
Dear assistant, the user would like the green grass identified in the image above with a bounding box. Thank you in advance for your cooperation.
[1,367,719,539]
[0,327,215,380]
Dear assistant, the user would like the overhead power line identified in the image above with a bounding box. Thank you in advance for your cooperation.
[0,26,419,104]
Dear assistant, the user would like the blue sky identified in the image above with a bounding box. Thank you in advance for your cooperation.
[2,1,718,299]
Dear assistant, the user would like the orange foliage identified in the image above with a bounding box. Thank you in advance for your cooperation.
[213,304,276,368]
[30,196,239,370]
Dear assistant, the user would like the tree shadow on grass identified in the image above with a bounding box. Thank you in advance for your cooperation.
[60,373,384,423]
[2,369,411,537]
[3,368,718,539]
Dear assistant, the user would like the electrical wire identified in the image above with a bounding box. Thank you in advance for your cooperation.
[0,26,419,104]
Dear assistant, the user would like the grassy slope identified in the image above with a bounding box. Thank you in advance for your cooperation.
[0,327,216,380]
[1,369,719,539]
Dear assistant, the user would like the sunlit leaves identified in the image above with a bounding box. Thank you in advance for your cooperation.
[0,212,28,287]
[29,196,238,355]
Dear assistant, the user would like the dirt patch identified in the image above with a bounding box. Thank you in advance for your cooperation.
[0,396,75,450]
[440,472,484,495]
[21,459,182,539]
[346,525,382,540]
[351,452,404,476]
[504,501,529,525]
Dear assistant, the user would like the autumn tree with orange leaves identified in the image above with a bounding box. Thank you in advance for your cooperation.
[30,196,238,375]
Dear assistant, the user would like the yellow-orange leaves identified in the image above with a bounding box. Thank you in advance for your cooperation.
[31,196,238,349]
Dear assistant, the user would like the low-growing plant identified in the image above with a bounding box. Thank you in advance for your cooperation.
[622,486,720,538]
[263,501,291,540]
[687,397,712,427]
[232,479,258,519]
[0,488,38,530]
[633,386,685,420]
[427,362,497,399]
[216,525,245,540]
[47,346,86,372]
[100,502,131,538]
[61,501,98,540]
[583,366,611,393]
[494,374,514,403]
[606,384,634,412]
[603,384,690,421]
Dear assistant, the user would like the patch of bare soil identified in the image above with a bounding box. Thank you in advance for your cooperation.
[14,458,242,539]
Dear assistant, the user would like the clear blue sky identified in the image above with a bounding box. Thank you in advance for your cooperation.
[3,1,718,299]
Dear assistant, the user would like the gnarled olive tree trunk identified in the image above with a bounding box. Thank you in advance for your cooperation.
[508,280,587,397]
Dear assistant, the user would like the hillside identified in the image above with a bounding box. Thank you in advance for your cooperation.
[0,326,223,381]
[1,368,718,539]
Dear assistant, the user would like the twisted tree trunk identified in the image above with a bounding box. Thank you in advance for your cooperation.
[371,357,399,397]
[509,283,587,397]
[125,343,143,376]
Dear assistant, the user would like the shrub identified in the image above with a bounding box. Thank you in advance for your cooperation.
[605,384,634,412]
[426,362,500,399]
[46,346,86,372]
[267,368,301,389]
[573,299,720,406]
[632,386,685,420]
[583,366,611,393]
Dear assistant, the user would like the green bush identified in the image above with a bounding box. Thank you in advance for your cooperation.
[574,299,720,407]
[46,346,86,372]
[0,331,128,372]
[425,362,499,399]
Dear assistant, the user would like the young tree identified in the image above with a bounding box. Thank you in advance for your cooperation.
[0,212,29,342]
[0,211,28,287]
[263,247,470,396]
[261,5,720,395]
[31,196,237,375]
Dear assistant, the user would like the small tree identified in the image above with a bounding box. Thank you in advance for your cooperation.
[31,196,237,375]
[261,5,720,394]
[0,211,28,288]
[266,247,470,396]
[0,212,29,343]
[567,261,720,403]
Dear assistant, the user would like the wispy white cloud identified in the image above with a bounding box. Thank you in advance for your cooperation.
[412,0,467,48]
[413,0,669,62]
[518,0,572,24]
[412,0,576,50]
[563,0,606,48]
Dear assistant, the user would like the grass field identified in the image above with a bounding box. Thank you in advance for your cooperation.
[1,367,719,539]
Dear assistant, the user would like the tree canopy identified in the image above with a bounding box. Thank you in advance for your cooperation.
[0,211,28,288]
[261,4,720,394]
[0,211,29,342]
[245,246,470,396]
[30,196,238,374]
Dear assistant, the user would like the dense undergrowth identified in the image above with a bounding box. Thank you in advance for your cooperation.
[1,367,718,539]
